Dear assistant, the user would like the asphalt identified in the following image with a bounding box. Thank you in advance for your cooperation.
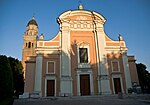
[13,94,150,105]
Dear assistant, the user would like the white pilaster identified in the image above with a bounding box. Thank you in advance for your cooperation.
[34,54,43,96]
[94,20,111,95]
[122,52,132,93]
[77,74,81,96]
[90,73,94,95]
[59,19,72,96]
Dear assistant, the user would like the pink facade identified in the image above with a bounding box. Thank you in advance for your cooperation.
[22,5,139,97]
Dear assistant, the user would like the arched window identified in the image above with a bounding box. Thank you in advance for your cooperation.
[28,42,31,48]
[26,43,28,48]
[32,43,34,48]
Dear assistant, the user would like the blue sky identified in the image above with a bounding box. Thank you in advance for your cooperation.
[0,0,150,71]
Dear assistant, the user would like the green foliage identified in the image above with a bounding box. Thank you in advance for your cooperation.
[0,98,14,105]
[8,57,24,97]
[0,55,13,103]
[0,55,24,105]
[8,57,23,75]
[136,63,150,93]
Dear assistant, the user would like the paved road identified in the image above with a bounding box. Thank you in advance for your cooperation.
[13,95,150,105]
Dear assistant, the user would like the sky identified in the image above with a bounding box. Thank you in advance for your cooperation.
[0,0,150,71]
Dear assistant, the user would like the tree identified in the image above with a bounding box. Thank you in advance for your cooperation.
[0,55,24,105]
[0,55,14,105]
[136,63,150,94]
[8,57,24,97]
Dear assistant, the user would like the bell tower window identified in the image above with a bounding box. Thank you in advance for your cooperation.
[26,43,28,48]
[32,43,34,48]
[28,42,31,48]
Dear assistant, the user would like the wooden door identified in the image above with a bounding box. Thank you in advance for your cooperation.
[113,78,121,94]
[47,80,55,96]
[80,74,90,96]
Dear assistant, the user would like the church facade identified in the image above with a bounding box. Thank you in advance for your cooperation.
[22,4,139,97]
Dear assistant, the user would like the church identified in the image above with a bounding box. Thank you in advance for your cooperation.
[22,4,139,97]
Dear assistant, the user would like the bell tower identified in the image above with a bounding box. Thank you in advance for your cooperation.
[22,16,38,76]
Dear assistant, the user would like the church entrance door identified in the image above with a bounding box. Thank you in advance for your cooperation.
[113,78,121,94]
[80,74,90,96]
[47,80,55,96]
